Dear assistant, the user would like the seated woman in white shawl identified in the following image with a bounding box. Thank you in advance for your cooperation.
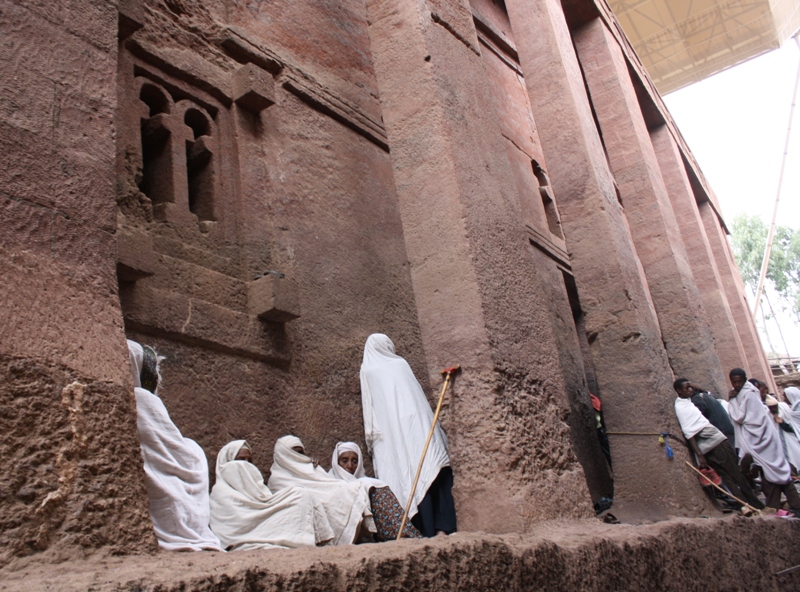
[329,442,423,541]
[267,436,375,545]
[209,440,334,550]
[127,340,222,552]
[728,368,800,510]
[360,333,457,537]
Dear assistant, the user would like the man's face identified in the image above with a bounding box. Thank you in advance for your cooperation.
[731,375,746,393]
[677,382,693,398]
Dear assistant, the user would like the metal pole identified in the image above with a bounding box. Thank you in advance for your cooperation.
[752,35,800,317]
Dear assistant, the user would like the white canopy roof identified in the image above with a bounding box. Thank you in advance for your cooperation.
[609,0,800,93]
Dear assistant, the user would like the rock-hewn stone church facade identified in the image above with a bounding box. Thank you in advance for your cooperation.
[0,0,772,563]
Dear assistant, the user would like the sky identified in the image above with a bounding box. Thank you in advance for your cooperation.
[664,39,800,359]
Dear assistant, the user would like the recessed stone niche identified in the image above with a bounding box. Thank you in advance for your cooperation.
[247,274,300,322]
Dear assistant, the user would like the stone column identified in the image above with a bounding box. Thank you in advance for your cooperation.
[0,1,155,562]
[572,19,726,395]
[650,125,750,380]
[505,0,709,520]
[698,201,774,383]
[366,0,595,530]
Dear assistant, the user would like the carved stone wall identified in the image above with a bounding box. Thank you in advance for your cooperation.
[113,0,425,479]
[0,0,773,565]
[0,0,156,564]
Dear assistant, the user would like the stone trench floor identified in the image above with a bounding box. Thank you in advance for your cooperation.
[1,515,800,591]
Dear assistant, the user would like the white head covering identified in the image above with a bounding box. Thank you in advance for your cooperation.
[209,440,333,551]
[785,387,800,430]
[268,436,375,545]
[360,333,450,520]
[728,380,791,484]
[328,441,387,488]
[128,339,143,388]
[126,340,222,552]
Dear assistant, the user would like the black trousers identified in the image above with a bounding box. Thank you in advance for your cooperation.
[705,442,764,510]
[761,479,800,510]
[411,467,457,537]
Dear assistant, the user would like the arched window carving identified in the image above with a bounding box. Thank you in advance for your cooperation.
[139,83,170,116]
[138,82,174,210]
[533,160,563,239]
[133,77,218,226]
[183,107,215,222]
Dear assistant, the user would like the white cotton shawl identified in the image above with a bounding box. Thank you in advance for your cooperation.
[360,333,450,520]
[674,397,711,440]
[728,381,791,484]
[128,340,222,552]
[774,403,800,471]
[785,387,800,433]
[328,441,387,489]
[267,436,375,546]
[209,440,333,551]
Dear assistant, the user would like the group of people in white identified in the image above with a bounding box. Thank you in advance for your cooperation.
[673,367,800,511]
[127,333,457,552]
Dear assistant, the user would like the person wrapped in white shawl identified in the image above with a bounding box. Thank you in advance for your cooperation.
[784,387,800,436]
[673,378,764,510]
[329,442,422,541]
[268,435,375,545]
[728,368,800,509]
[127,340,222,552]
[209,440,334,550]
[360,333,457,537]
[765,395,800,473]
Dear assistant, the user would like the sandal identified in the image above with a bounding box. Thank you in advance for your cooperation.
[601,513,620,524]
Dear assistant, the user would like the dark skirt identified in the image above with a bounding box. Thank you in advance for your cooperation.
[370,487,423,541]
[410,466,457,537]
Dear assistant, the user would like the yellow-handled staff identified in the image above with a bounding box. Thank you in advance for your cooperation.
[396,365,460,540]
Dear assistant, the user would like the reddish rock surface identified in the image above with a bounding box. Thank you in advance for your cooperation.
[2,517,800,591]
[0,0,783,582]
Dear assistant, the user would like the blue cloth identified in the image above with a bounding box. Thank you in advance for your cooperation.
[410,467,457,537]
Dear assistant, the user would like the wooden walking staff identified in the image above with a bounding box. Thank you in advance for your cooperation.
[684,462,761,516]
[396,365,460,540]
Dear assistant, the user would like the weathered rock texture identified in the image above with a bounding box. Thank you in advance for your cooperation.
[573,18,725,396]
[0,0,777,571]
[0,0,156,564]
[2,518,800,591]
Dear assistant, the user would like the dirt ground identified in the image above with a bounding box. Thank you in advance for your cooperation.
[1,516,799,591]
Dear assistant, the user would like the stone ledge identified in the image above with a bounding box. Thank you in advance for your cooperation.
[2,517,799,591]
[120,284,291,365]
[220,28,390,151]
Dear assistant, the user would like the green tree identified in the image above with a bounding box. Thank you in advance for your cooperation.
[730,214,800,321]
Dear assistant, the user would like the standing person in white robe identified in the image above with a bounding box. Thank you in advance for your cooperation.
[267,435,375,545]
[784,387,800,436]
[764,395,800,475]
[727,368,800,510]
[360,333,457,537]
[209,440,334,550]
[127,340,222,552]
[329,441,423,541]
